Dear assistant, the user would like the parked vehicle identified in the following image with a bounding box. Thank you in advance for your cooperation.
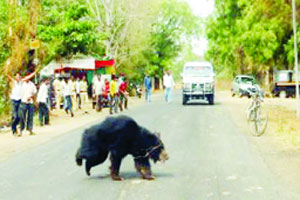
[271,70,300,98]
[181,61,215,105]
[130,83,142,98]
[136,84,142,98]
[231,75,258,98]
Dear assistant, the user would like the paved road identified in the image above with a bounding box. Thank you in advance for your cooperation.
[0,91,296,200]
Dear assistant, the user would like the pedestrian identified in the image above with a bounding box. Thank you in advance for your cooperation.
[94,75,103,112]
[62,77,74,117]
[20,72,37,136]
[5,70,38,136]
[103,78,110,107]
[119,76,128,111]
[75,77,82,109]
[81,76,88,106]
[53,76,62,109]
[109,75,118,115]
[163,70,175,103]
[144,74,152,102]
[37,77,50,126]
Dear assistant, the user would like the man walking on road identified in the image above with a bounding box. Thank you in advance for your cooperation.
[144,74,152,102]
[75,77,82,110]
[163,70,175,103]
[94,75,103,112]
[109,75,118,114]
[20,73,37,136]
[37,78,50,126]
[119,75,128,111]
[62,77,74,117]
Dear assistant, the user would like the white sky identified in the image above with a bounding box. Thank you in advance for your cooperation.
[186,0,215,57]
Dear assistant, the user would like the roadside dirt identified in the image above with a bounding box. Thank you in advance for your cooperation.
[219,91,300,196]
[0,96,146,162]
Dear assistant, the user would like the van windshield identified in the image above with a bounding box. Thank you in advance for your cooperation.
[184,66,213,76]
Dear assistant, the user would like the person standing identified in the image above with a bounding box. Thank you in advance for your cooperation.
[53,76,62,109]
[109,75,118,115]
[81,76,88,106]
[94,75,103,112]
[163,70,175,103]
[37,78,50,126]
[144,75,152,102]
[75,77,82,109]
[20,74,37,136]
[103,78,110,107]
[5,70,37,136]
[62,77,74,117]
[119,76,128,111]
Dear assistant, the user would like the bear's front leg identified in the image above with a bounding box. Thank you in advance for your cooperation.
[134,158,155,180]
[109,153,123,181]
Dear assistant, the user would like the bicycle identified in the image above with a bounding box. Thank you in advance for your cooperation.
[246,86,268,136]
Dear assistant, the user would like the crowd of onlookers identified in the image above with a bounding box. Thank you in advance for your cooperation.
[5,67,175,137]
[5,69,129,137]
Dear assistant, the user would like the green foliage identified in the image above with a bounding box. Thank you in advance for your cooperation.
[147,0,201,78]
[205,0,293,80]
[0,0,9,65]
[37,0,105,63]
[0,75,9,118]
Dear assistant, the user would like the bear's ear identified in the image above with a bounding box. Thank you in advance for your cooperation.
[155,132,161,139]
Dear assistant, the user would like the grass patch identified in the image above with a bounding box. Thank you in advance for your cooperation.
[267,105,300,150]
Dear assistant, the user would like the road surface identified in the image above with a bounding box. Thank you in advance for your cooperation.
[0,91,298,200]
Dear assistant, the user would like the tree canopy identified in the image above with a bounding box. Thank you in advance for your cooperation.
[205,0,295,81]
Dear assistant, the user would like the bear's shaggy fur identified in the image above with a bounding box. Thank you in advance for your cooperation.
[75,115,169,180]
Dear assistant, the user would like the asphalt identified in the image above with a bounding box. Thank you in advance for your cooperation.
[0,91,297,200]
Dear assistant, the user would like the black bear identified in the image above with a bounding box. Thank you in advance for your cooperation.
[75,115,169,181]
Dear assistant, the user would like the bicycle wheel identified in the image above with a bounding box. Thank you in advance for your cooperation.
[248,107,268,136]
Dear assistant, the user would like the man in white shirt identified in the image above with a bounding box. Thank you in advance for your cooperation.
[6,70,38,136]
[37,78,50,126]
[93,75,103,112]
[163,70,175,103]
[75,77,82,109]
[62,78,74,117]
[53,77,62,109]
[20,77,37,136]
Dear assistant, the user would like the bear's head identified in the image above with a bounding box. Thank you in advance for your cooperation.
[148,132,169,163]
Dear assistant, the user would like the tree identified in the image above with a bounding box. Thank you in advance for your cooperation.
[205,0,293,84]
[37,0,105,64]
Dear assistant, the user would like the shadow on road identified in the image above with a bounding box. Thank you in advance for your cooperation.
[184,101,221,106]
[88,171,174,180]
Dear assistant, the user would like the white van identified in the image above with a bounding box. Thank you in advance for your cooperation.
[182,61,215,105]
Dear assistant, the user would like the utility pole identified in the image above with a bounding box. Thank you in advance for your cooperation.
[292,0,300,118]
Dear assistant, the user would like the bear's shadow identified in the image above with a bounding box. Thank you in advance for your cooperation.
[88,171,174,180]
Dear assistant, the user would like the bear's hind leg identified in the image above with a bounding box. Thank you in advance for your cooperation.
[109,153,123,181]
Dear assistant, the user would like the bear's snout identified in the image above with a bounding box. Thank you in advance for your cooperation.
[159,150,169,163]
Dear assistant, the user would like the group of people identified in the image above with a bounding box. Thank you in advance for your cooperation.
[91,73,128,115]
[144,70,175,103]
[6,69,129,137]
[6,67,174,137]
[6,69,46,137]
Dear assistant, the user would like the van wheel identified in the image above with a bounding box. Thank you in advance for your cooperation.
[208,95,214,105]
[182,95,188,105]
[279,91,287,99]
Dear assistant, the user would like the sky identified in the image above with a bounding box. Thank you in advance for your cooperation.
[186,0,215,57]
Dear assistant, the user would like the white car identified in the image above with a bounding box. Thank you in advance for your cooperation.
[182,61,215,105]
[231,75,258,98]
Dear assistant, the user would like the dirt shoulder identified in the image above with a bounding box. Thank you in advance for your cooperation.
[219,90,300,196]
[0,95,149,162]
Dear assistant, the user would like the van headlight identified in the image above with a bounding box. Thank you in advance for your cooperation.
[184,83,191,89]
[205,83,212,90]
